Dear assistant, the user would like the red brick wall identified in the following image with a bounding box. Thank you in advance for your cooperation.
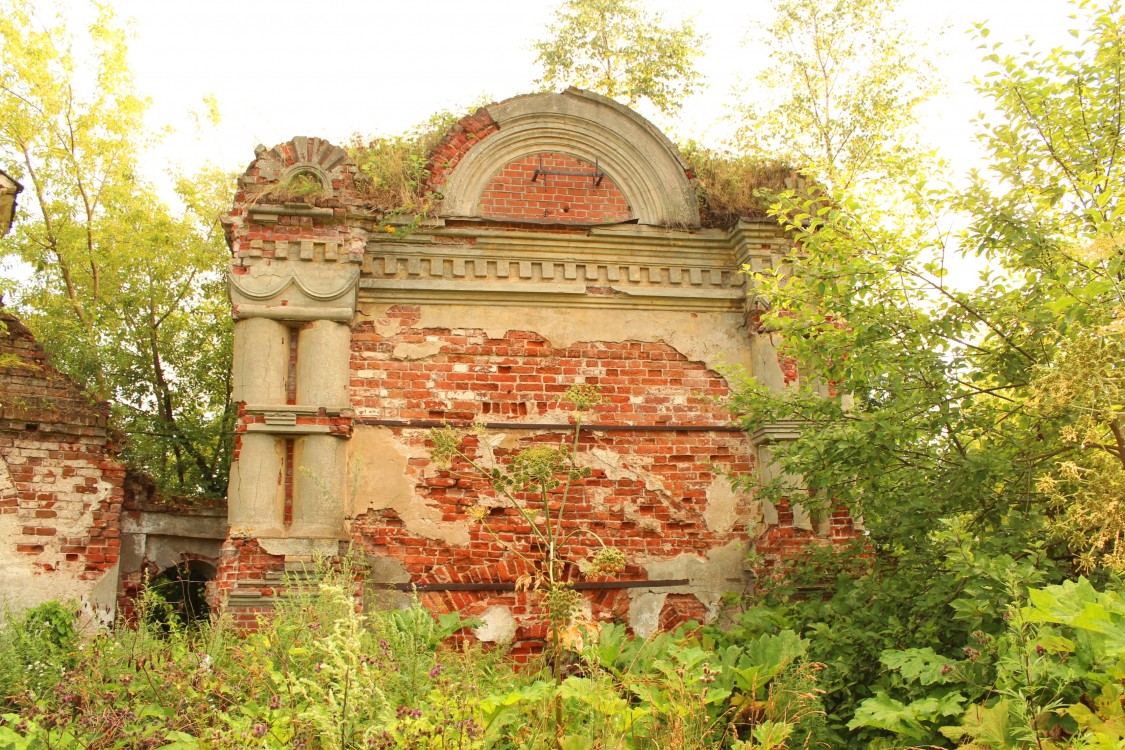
[425,108,500,191]
[210,536,286,629]
[348,305,755,645]
[0,311,124,603]
[478,153,632,224]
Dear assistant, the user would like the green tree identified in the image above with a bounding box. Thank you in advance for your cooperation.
[731,0,1125,745]
[735,0,936,190]
[0,0,234,497]
[533,0,705,117]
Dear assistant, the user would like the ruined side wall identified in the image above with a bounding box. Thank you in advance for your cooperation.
[0,312,123,619]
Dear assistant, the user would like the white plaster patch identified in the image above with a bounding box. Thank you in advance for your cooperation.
[635,540,750,622]
[392,341,444,360]
[627,593,667,639]
[348,426,470,546]
[0,455,16,506]
[83,563,120,627]
[703,476,742,535]
[473,605,517,644]
[257,537,341,558]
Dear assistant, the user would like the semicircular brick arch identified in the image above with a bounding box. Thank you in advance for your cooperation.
[233,136,357,205]
[438,89,700,228]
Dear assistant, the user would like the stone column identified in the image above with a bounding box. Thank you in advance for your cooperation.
[228,319,291,534]
[293,436,346,536]
[232,318,290,404]
[227,433,287,536]
[296,320,351,407]
[292,320,352,537]
[750,423,830,536]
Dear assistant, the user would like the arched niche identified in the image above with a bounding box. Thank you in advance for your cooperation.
[439,89,700,228]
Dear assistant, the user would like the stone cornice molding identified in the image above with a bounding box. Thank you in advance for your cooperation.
[749,420,805,446]
[230,263,360,302]
[353,222,796,313]
[440,89,700,227]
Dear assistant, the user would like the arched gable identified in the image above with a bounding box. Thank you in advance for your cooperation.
[436,89,700,228]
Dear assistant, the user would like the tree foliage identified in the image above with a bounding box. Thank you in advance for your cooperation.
[735,0,936,190]
[731,0,1125,745]
[0,0,234,497]
[533,0,705,117]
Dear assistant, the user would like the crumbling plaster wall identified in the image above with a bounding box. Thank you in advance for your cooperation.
[0,311,123,621]
[346,301,760,648]
[216,90,862,647]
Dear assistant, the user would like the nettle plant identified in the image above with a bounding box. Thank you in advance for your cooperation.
[428,384,626,656]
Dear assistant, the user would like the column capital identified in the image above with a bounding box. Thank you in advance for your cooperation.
[230,260,360,323]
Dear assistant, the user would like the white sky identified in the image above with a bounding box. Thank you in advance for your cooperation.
[101,0,1078,186]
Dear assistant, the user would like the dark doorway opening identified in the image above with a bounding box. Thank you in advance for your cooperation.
[146,560,215,629]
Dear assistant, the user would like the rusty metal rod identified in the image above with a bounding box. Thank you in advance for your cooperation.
[376,578,690,592]
[354,418,743,433]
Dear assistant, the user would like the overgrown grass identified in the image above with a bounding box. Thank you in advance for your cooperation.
[347,108,467,218]
[342,108,800,229]
[679,143,802,227]
[0,563,822,749]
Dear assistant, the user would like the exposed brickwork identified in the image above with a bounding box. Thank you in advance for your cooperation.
[754,500,862,565]
[478,153,632,224]
[425,107,500,190]
[348,307,756,644]
[210,536,286,628]
[0,310,124,609]
[351,308,730,423]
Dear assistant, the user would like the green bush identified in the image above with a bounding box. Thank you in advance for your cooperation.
[0,600,77,708]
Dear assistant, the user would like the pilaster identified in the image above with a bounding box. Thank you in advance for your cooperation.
[224,138,365,551]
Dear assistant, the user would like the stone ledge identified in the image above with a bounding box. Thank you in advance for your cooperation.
[232,304,354,322]
[243,405,352,416]
[244,423,333,435]
[749,420,805,446]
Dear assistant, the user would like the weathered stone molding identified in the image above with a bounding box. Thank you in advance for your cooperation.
[749,420,805,446]
[440,89,700,227]
[356,222,786,312]
[364,254,736,287]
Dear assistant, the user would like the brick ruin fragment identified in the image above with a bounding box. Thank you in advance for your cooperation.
[0,309,124,621]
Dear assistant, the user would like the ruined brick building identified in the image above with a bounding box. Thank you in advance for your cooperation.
[214,89,858,647]
[1,90,857,644]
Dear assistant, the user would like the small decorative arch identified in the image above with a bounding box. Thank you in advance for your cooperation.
[438,89,700,227]
[235,136,355,204]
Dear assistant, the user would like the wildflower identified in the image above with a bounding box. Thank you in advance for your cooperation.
[429,663,444,678]
[252,723,269,738]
